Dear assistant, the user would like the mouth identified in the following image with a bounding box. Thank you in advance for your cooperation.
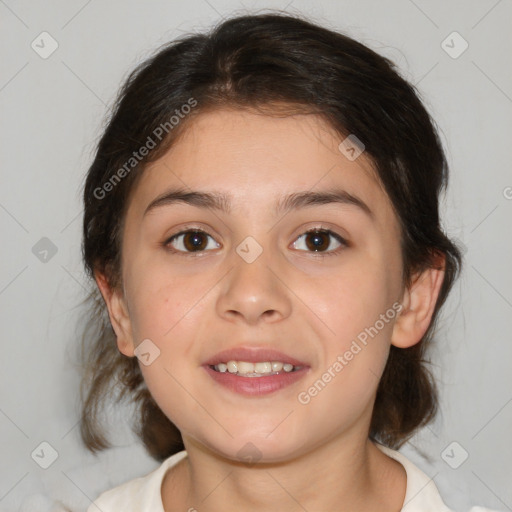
[203,346,310,396]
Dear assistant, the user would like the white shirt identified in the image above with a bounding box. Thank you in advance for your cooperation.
[87,443,498,511]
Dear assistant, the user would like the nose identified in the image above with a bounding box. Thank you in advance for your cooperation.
[216,248,292,326]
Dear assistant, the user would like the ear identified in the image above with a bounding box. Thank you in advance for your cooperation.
[94,271,135,357]
[391,254,446,349]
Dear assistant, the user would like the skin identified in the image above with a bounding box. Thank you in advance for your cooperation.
[96,108,445,512]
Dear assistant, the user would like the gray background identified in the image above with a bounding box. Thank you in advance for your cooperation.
[1,0,511,511]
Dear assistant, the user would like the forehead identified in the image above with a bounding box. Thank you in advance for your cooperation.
[129,108,397,228]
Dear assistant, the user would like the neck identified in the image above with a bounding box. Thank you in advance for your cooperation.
[162,431,406,512]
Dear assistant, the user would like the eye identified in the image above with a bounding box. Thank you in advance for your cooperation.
[165,229,220,254]
[292,228,347,255]
[164,227,347,256]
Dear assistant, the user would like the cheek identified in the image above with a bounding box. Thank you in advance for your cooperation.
[302,255,398,347]
[126,269,213,403]
[125,263,208,344]
[295,273,396,430]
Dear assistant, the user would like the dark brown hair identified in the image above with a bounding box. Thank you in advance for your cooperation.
[78,11,462,462]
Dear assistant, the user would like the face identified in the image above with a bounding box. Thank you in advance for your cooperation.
[106,108,409,462]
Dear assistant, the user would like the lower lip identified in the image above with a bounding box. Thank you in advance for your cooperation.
[203,365,309,396]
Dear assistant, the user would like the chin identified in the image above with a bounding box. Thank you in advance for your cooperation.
[209,434,304,465]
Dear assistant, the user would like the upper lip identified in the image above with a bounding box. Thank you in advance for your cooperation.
[204,346,308,367]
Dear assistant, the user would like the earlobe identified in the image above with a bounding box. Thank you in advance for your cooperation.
[391,256,446,349]
[94,271,135,357]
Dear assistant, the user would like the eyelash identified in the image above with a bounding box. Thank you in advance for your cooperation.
[163,225,348,258]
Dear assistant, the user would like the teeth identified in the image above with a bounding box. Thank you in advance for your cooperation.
[255,362,272,373]
[213,360,300,376]
[217,363,228,373]
[238,361,254,374]
[271,361,283,372]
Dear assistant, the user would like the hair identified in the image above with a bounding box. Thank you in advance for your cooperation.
[78,11,462,462]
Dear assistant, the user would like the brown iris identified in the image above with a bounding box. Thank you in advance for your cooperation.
[304,230,331,252]
[182,231,208,252]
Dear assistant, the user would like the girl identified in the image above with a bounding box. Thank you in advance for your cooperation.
[79,11,498,512]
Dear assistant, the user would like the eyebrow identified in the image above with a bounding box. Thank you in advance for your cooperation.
[143,187,374,220]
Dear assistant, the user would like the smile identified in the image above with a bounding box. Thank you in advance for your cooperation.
[211,360,302,377]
